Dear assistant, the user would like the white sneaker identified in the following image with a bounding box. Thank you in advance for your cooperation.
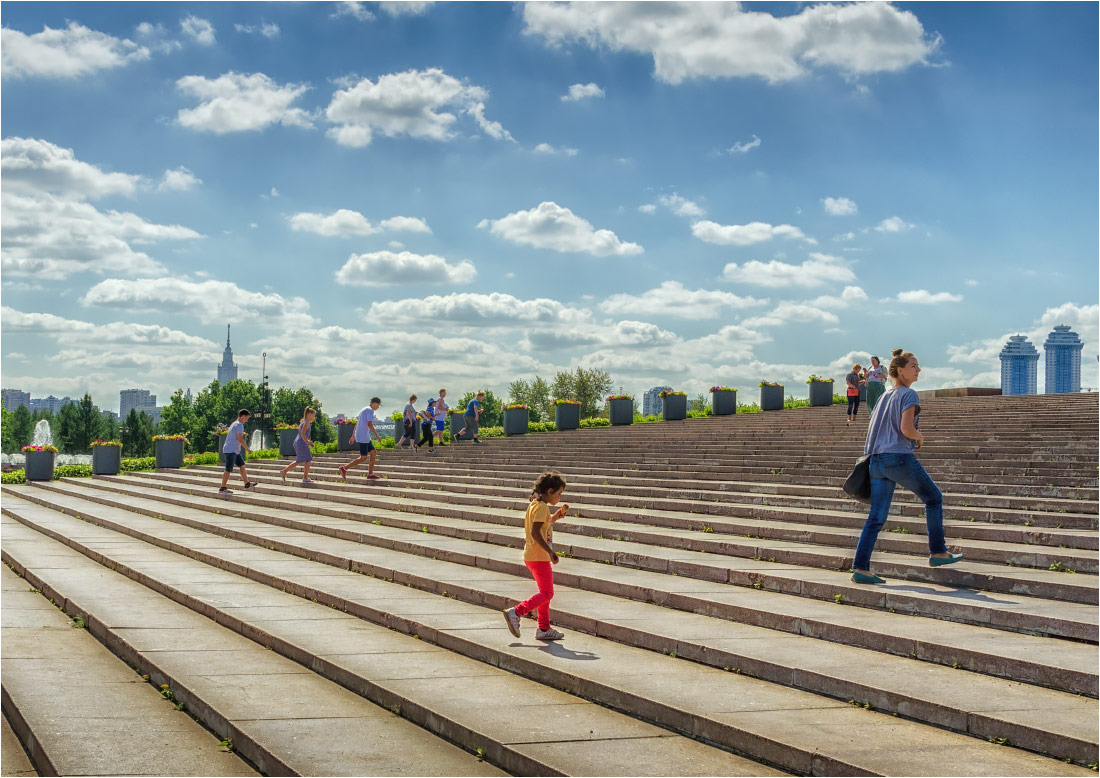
[502,607,521,638]
[535,627,564,641]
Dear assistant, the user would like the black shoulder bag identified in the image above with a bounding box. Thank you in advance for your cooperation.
[842,455,872,502]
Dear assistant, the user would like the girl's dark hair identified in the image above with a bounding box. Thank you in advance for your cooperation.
[531,470,566,501]
[888,348,915,378]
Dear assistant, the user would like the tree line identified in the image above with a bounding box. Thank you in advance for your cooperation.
[507,367,614,422]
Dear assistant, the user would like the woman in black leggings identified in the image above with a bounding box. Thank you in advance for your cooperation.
[418,400,436,454]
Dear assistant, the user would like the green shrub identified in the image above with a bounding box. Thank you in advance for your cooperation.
[121,457,156,472]
[1,470,25,484]
[833,394,848,405]
[737,403,763,414]
[54,464,92,479]
[687,408,713,418]
[580,417,610,428]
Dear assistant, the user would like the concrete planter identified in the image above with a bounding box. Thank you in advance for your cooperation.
[337,424,356,451]
[711,390,737,416]
[449,411,473,441]
[216,432,228,463]
[24,450,55,482]
[503,408,529,436]
[608,398,634,426]
[661,394,687,421]
[279,429,297,456]
[554,403,580,430]
[154,439,184,469]
[808,381,834,407]
[91,445,121,475]
[760,385,785,411]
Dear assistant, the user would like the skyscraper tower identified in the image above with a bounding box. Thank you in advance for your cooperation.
[999,335,1038,395]
[217,324,238,385]
[1044,325,1083,394]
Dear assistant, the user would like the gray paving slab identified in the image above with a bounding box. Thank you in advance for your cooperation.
[1,714,37,777]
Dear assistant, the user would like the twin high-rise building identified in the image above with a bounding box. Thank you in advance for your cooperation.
[999,325,1084,395]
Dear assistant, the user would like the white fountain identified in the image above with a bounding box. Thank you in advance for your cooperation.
[2,419,92,468]
[249,429,265,451]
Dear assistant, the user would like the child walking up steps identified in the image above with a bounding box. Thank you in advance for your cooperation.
[280,407,316,484]
[503,471,569,641]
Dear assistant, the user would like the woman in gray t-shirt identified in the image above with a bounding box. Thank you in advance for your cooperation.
[851,349,963,584]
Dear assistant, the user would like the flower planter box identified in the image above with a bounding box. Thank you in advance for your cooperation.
[760,385,785,411]
[92,445,121,475]
[661,394,687,421]
[154,439,184,469]
[279,429,297,456]
[554,403,580,431]
[337,424,357,451]
[25,450,55,482]
[608,398,634,426]
[808,381,834,407]
[712,390,737,416]
[503,408,529,436]
[449,411,473,441]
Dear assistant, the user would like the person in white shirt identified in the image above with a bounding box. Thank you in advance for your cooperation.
[219,409,254,494]
[865,356,888,413]
[340,397,383,481]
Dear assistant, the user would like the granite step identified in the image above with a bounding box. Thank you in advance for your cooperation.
[0,507,776,778]
[1,712,38,778]
[124,470,1100,601]
[6,485,1097,768]
[0,564,258,777]
[2,492,1094,775]
[74,474,1099,643]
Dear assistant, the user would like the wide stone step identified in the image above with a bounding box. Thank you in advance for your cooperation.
[2,492,1094,775]
[133,469,1100,597]
[0,511,769,778]
[7,485,1098,770]
[202,460,1100,548]
[1,713,37,778]
[1,565,257,777]
[46,475,1100,680]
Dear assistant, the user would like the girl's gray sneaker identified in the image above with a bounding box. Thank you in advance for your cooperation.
[535,628,564,641]
[503,607,521,638]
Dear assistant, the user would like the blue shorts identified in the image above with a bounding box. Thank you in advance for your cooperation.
[358,441,375,455]
[224,452,245,472]
[435,420,444,431]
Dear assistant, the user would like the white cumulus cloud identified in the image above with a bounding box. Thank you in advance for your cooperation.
[366,292,593,327]
[721,252,856,288]
[379,215,431,233]
[158,166,201,192]
[2,21,151,79]
[598,281,765,320]
[234,22,280,39]
[896,289,963,304]
[81,277,315,329]
[180,15,215,45]
[692,220,814,246]
[288,210,431,237]
[728,134,761,154]
[379,2,435,15]
[822,196,858,215]
[875,215,914,232]
[534,142,579,156]
[523,2,941,85]
[335,250,475,286]
[479,201,643,256]
[325,68,512,147]
[657,194,704,218]
[176,72,312,133]
[561,82,605,101]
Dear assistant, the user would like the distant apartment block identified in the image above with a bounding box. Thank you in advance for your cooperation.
[120,388,157,420]
[642,386,672,417]
[1044,325,1083,394]
[999,335,1039,395]
[29,395,74,414]
[2,389,31,411]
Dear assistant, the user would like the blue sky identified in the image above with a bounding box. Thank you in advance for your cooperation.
[2,1,1097,418]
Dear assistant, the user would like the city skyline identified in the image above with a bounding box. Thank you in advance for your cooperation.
[1,2,1097,416]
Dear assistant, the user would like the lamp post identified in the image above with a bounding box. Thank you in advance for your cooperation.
[259,352,270,450]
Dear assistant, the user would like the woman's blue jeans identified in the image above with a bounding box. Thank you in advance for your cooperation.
[853,453,947,570]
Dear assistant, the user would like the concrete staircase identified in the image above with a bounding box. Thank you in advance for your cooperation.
[2,393,1096,775]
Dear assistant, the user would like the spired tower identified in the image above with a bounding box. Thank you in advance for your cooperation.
[217,324,238,385]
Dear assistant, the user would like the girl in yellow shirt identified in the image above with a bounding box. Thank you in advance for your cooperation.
[503,471,568,641]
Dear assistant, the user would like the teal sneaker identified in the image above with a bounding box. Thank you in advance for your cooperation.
[851,571,885,584]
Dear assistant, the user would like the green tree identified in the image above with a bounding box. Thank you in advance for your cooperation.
[508,377,552,422]
[188,381,222,453]
[1,407,14,454]
[64,393,105,452]
[689,393,708,413]
[121,408,155,458]
[8,405,34,452]
[272,386,333,443]
[55,401,82,454]
[102,414,120,443]
[457,389,502,427]
[160,389,196,438]
[552,367,613,419]
[216,379,263,444]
